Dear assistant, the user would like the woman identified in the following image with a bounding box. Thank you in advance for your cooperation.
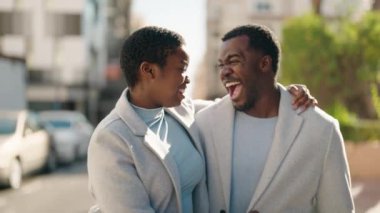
[87,26,315,213]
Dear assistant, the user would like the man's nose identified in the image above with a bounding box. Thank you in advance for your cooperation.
[220,66,233,78]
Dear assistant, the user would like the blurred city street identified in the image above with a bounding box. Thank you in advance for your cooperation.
[353,179,380,213]
[0,160,379,213]
[0,161,94,213]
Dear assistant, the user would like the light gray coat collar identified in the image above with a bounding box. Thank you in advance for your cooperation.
[113,88,199,213]
[248,83,304,209]
[209,95,235,209]
[211,83,304,211]
[114,89,194,136]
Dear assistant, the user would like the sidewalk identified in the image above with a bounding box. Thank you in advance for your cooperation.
[352,178,380,213]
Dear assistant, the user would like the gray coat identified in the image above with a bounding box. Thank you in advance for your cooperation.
[195,84,354,213]
[87,89,209,213]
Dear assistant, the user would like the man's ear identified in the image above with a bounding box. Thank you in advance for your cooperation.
[260,55,272,73]
[139,62,155,80]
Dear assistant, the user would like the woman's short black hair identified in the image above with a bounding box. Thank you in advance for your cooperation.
[120,26,185,87]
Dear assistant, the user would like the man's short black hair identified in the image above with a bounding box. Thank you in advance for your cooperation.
[222,24,280,74]
[120,26,185,87]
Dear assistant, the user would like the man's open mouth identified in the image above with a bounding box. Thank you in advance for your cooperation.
[225,81,242,100]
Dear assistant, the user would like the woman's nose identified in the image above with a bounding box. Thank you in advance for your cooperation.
[184,75,190,84]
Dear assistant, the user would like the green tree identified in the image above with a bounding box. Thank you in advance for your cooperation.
[280,12,380,119]
[280,14,340,109]
[336,12,380,118]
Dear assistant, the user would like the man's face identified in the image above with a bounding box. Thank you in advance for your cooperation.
[218,35,264,111]
[150,46,190,108]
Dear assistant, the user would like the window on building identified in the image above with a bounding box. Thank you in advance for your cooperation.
[0,11,29,35]
[46,13,81,37]
[255,1,272,13]
[28,69,46,84]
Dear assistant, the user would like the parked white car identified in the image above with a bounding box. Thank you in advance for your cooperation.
[39,111,94,164]
[0,110,54,189]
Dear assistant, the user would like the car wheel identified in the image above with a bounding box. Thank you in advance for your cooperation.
[44,149,58,173]
[9,159,22,189]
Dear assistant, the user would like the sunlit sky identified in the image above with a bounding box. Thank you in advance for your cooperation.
[131,0,206,96]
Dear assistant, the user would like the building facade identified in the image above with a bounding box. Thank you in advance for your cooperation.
[0,0,132,123]
[194,0,371,99]
[0,0,88,110]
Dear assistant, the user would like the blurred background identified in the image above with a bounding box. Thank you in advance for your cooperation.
[0,0,379,212]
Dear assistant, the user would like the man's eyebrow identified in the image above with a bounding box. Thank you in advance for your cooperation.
[220,53,242,62]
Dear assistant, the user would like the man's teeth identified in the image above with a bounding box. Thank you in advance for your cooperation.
[225,82,240,87]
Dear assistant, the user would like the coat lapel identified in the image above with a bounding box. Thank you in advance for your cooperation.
[115,89,184,212]
[248,84,304,209]
[212,96,235,210]
[143,105,198,213]
[143,129,183,212]
[165,106,193,130]
[165,107,205,159]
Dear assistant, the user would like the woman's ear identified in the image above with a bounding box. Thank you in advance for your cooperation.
[140,62,155,79]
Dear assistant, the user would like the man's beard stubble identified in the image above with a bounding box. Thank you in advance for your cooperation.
[233,94,256,112]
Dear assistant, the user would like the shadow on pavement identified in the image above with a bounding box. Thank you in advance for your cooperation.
[352,178,380,213]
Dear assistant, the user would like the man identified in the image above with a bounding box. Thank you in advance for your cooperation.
[195,25,354,213]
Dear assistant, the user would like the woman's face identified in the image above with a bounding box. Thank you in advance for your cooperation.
[149,46,190,108]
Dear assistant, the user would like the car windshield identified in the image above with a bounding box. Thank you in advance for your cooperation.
[0,118,17,135]
[46,120,72,129]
